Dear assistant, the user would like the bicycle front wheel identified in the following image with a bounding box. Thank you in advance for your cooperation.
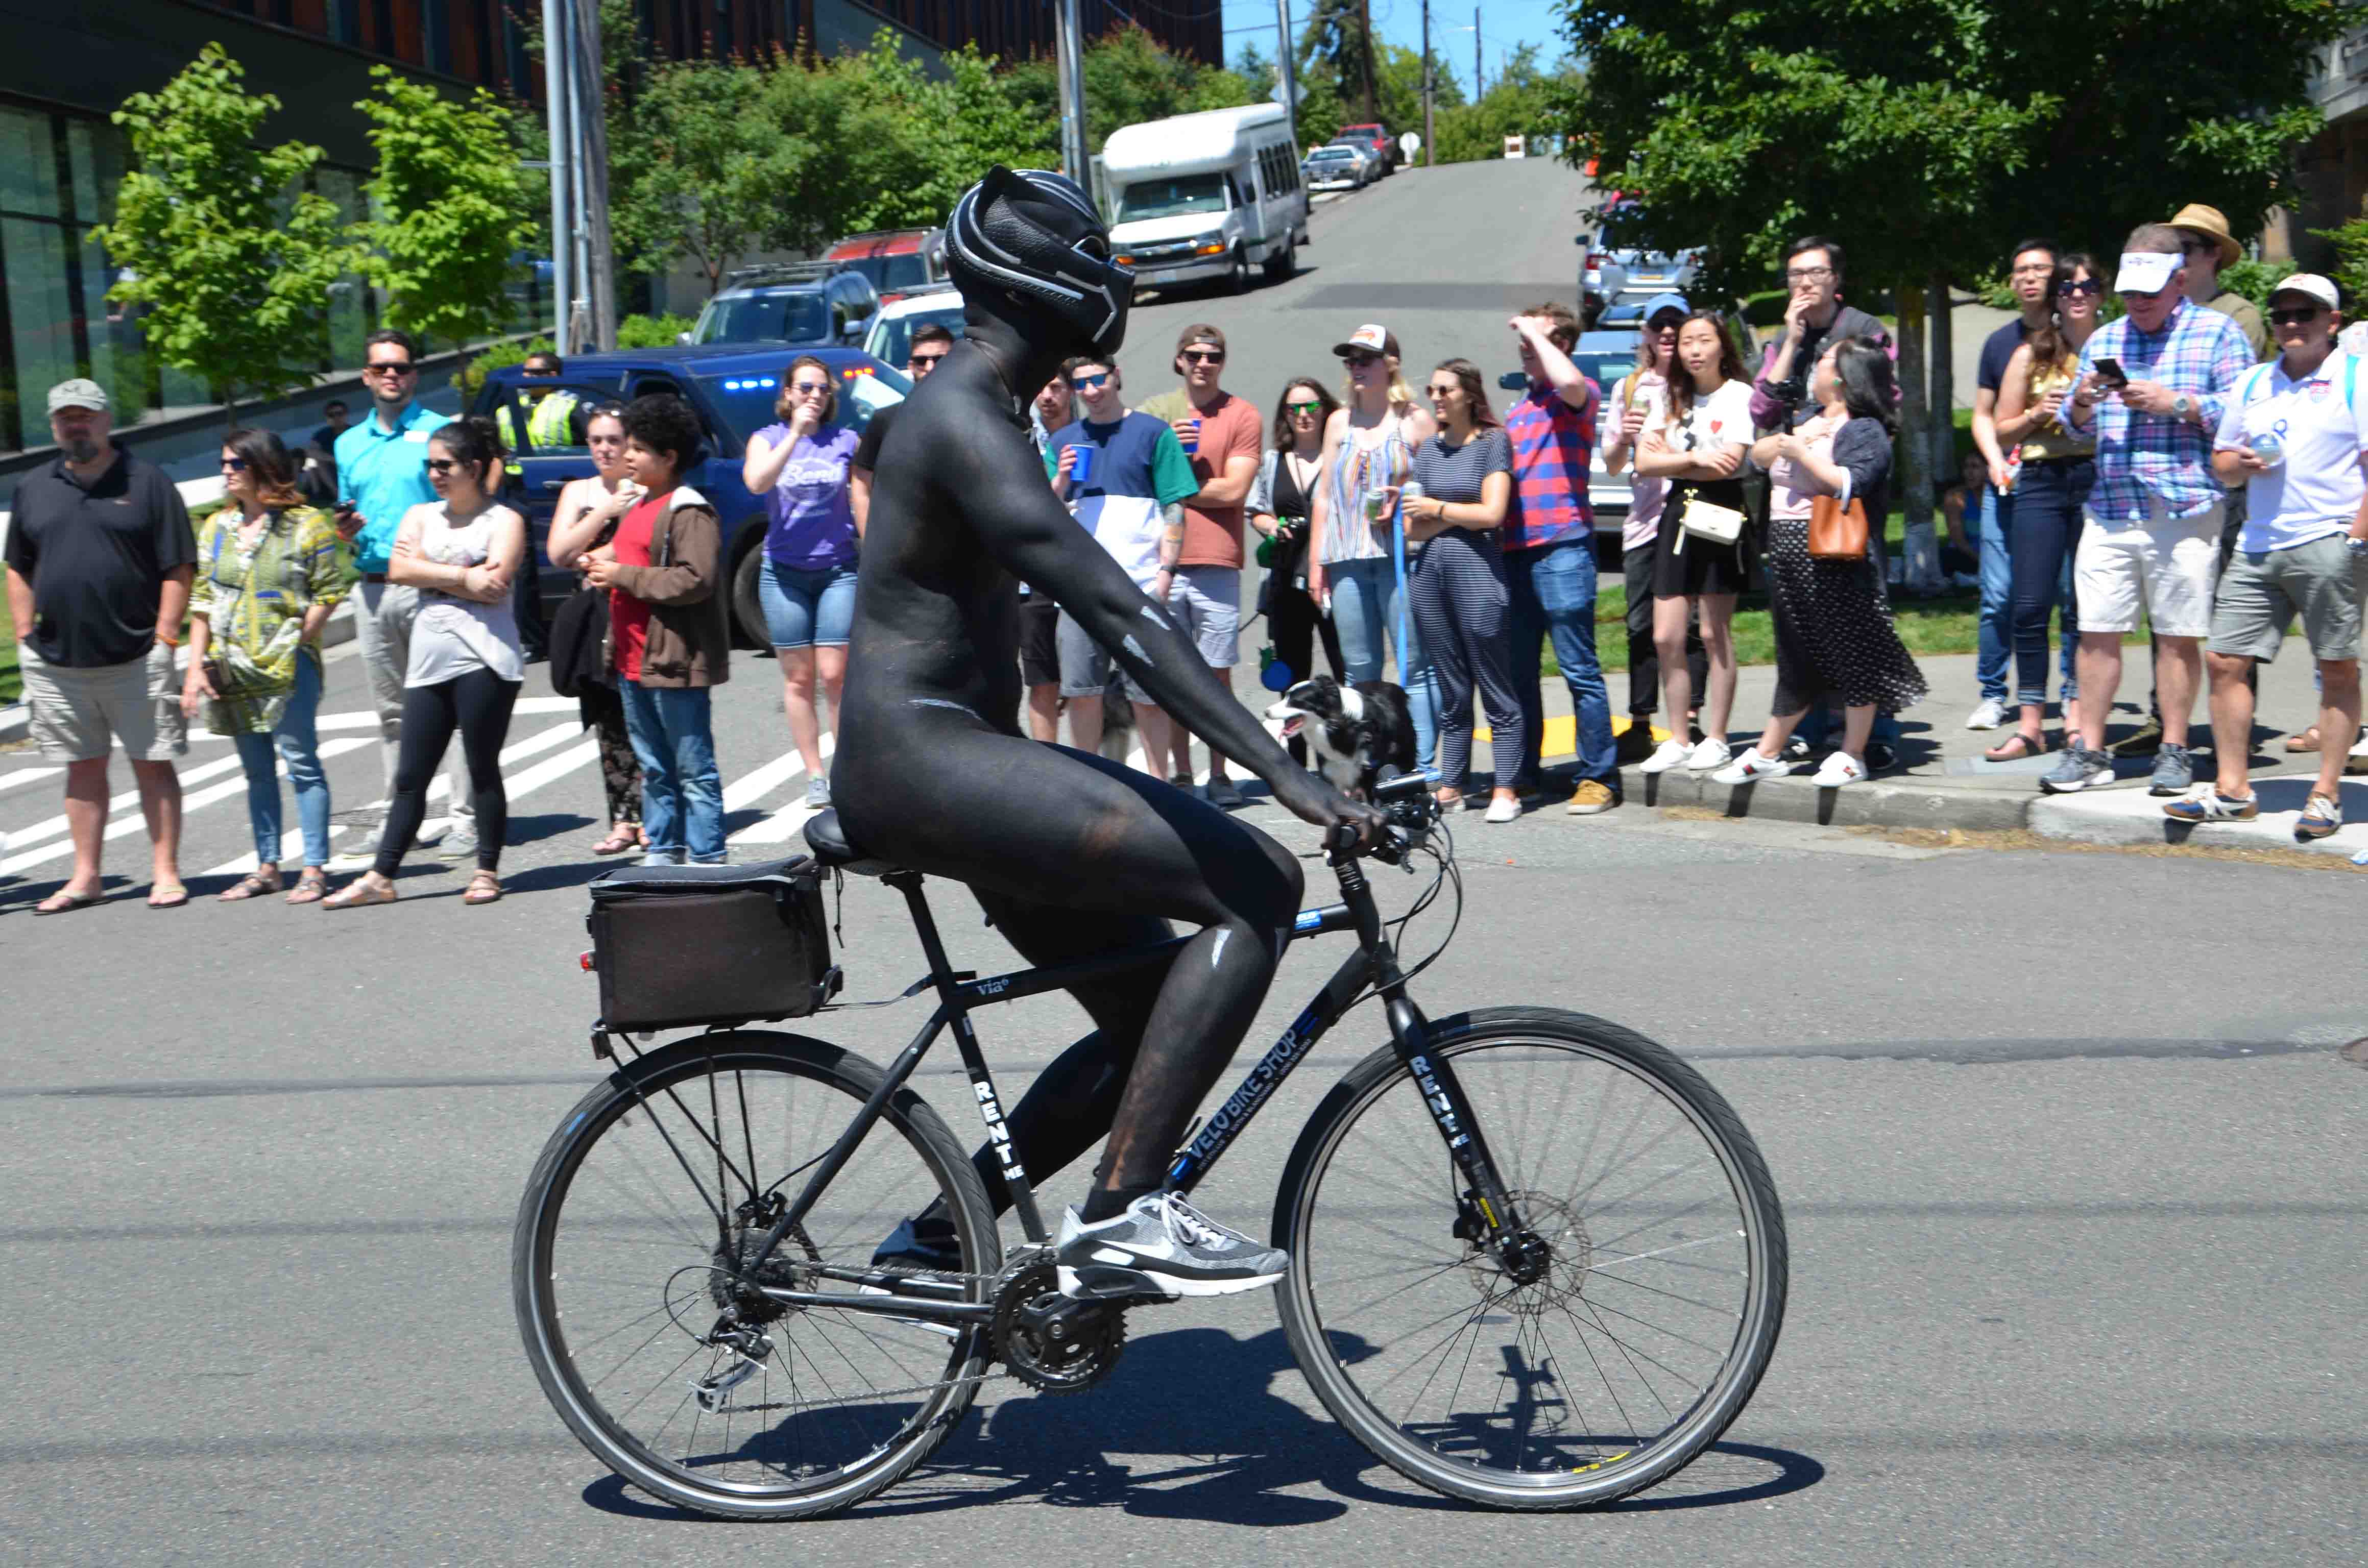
[514,1031,999,1520]
[1273,1007,1786,1509]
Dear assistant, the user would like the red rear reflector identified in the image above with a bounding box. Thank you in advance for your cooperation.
[580,951,595,972]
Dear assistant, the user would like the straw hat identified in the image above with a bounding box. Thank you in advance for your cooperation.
[2167,204,2241,270]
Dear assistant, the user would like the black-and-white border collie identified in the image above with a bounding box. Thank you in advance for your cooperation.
[1265,675,1416,800]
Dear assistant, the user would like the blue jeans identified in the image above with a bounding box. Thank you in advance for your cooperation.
[1328,556,1437,769]
[1505,537,1615,788]
[619,683,724,863]
[232,651,330,868]
[1976,484,2014,702]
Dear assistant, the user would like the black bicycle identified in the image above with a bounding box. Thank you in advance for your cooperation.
[514,777,1788,1517]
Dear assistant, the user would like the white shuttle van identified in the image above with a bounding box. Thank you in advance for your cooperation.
[1101,104,1310,293]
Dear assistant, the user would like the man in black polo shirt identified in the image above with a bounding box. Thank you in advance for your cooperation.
[4,379,196,911]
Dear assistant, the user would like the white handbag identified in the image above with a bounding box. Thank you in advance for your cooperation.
[1675,496,1747,552]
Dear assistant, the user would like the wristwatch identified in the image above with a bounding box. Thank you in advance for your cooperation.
[2171,393,2195,423]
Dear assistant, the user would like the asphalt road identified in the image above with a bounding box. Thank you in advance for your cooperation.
[2,161,2363,1564]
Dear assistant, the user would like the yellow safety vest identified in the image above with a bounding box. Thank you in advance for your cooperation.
[499,390,581,473]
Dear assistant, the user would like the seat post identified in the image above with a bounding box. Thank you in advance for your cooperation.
[883,869,1051,1246]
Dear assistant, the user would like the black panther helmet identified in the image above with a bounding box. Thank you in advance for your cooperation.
[946,166,1133,359]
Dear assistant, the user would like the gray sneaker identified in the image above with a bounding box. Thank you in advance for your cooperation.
[1055,1191,1288,1301]
[2039,745,2114,794]
[2147,742,2194,797]
[437,818,478,860]
[1204,775,1244,809]
[804,775,831,810]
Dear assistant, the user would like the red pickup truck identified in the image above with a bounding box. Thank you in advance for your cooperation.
[1337,123,1396,173]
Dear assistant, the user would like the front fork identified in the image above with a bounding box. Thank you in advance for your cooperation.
[1335,853,1543,1284]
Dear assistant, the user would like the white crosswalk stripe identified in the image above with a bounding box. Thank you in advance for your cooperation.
[726,737,832,844]
[0,767,61,795]
[0,740,373,876]
[2,752,251,857]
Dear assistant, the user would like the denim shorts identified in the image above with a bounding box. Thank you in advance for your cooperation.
[759,558,858,650]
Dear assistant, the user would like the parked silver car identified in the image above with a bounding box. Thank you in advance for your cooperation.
[1302,144,1369,192]
[1576,234,1628,327]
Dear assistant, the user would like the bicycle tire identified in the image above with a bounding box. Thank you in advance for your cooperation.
[514,1031,999,1520]
[1272,1007,1786,1509]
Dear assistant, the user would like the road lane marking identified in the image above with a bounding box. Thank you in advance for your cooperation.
[0,740,371,875]
[2,752,251,854]
[727,737,833,844]
[0,767,61,795]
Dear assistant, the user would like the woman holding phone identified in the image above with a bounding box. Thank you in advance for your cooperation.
[1247,377,1346,690]
[1632,310,1753,773]
[1983,252,2101,761]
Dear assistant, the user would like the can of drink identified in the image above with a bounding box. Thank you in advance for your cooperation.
[1365,485,1391,523]
[1069,445,1095,485]
[2251,431,2286,468]
[1180,418,1201,455]
[1399,481,1425,520]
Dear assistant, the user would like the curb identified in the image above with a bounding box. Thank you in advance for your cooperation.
[2029,780,2368,862]
[0,600,355,745]
[1622,762,2038,833]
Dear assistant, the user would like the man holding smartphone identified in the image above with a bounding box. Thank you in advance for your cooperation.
[2043,225,2254,796]
[332,329,472,857]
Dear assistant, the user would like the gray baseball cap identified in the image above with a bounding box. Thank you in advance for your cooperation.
[47,378,109,415]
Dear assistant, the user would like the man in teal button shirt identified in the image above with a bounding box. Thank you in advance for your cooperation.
[332,327,472,856]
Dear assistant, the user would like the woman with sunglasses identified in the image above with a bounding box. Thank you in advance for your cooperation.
[546,402,646,856]
[1984,253,2102,761]
[744,355,861,807]
[324,418,526,909]
[180,429,348,903]
[1309,324,1438,767]
[1405,359,1521,820]
[1633,310,1753,774]
[1247,377,1346,691]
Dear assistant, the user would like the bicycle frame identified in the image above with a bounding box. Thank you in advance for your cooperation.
[704,847,1536,1330]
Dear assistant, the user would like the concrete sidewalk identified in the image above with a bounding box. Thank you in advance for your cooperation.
[1508,646,2368,857]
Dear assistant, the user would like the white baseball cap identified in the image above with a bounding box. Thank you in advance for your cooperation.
[2267,273,2340,312]
[2113,250,2181,295]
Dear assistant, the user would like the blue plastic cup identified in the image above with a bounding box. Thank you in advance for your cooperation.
[1070,445,1095,485]
[1181,418,1201,455]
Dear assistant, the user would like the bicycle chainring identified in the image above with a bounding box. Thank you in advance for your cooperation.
[993,1260,1125,1394]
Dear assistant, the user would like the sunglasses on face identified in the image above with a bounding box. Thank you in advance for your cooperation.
[1286,399,1323,414]
[425,458,461,474]
[2269,307,2327,326]
[219,457,247,472]
[1341,351,1382,369]
[2057,279,2104,297]
[1425,384,1461,398]
[791,382,831,396]
[365,361,416,377]
[1181,349,1225,364]
[1071,372,1111,390]
[908,352,947,367]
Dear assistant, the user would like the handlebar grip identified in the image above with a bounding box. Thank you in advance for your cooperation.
[1325,822,1364,855]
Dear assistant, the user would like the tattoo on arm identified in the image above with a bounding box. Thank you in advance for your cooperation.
[1158,502,1185,570]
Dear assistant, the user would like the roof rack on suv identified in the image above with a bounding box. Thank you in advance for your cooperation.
[720,260,839,288]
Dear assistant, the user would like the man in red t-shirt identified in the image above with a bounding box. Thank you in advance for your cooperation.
[1139,323,1263,805]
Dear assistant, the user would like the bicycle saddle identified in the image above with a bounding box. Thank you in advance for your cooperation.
[802,808,900,877]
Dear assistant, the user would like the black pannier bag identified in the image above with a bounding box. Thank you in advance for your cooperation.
[587,857,837,1032]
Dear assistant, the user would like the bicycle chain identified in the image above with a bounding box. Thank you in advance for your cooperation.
[693,1368,1005,1419]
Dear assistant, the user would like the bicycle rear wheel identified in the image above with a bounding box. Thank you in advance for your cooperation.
[1273,1007,1786,1509]
[514,1031,998,1520]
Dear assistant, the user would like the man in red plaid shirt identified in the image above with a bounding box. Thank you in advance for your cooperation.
[1503,302,1618,815]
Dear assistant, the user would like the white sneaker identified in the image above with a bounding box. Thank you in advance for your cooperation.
[2350,728,2368,757]
[1483,795,1520,823]
[1684,737,1732,771]
[1811,751,1867,787]
[1638,738,1692,774]
[1710,749,1793,785]
[1965,698,2008,731]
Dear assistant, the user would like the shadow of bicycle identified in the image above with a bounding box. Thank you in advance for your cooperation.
[579,1322,1823,1525]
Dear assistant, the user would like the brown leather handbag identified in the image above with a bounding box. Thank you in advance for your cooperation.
[1807,491,1870,559]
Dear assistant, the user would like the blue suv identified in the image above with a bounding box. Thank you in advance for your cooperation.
[472,345,909,647]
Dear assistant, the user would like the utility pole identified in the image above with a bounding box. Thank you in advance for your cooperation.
[570,0,615,350]
[541,0,572,349]
[1420,0,1434,167]
[1474,6,1483,101]
[1055,0,1090,193]
[1275,0,1299,151]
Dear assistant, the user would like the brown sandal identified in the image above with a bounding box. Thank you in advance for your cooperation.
[284,871,330,906]
[321,877,397,911]
[1983,731,2047,762]
[219,870,282,902]
[464,870,503,905]
[2285,726,2322,753]
[591,826,639,856]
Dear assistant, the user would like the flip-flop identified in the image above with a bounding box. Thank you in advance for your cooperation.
[591,828,639,856]
[147,885,190,910]
[32,889,102,916]
[1984,732,2047,762]
[2285,727,2322,753]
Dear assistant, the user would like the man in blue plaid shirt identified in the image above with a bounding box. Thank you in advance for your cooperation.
[2041,224,2253,796]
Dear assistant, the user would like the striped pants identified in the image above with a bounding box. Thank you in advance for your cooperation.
[1409,529,1524,789]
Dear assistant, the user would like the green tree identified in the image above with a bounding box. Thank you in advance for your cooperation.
[91,43,350,418]
[353,65,533,375]
[1432,43,1564,164]
[809,35,1055,230]
[1004,24,1260,152]
[1299,0,1379,121]
[610,53,812,291]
